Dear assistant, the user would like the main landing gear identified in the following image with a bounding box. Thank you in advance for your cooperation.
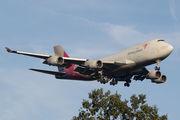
[97,76,132,87]
[110,78,118,86]
[124,79,131,87]
[97,77,110,84]
[109,78,131,87]
[97,77,118,86]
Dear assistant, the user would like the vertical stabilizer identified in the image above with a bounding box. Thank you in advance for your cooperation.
[53,45,69,57]
[54,45,70,72]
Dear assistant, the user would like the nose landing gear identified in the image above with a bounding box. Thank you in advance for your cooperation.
[155,60,161,71]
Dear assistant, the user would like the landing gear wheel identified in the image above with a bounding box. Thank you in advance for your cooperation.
[110,82,113,85]
[155,66,160,70]
[128,80,131,83]
[133,76,138,81]
[124,82,130,87]
[109,78,118,86]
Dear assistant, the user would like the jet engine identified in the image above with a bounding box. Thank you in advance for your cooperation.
[84,60,103,69]
[46,56,64,66]
[151,75,167,84]
[146,70,161,79]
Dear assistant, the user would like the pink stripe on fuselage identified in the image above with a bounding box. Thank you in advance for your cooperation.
[63,51,94,80]
[65,64,91,80]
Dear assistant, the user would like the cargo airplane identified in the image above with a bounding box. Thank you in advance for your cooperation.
[5,39,173,87]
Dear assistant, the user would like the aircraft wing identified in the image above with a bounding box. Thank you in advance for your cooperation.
[60,57,131,68]
[61,57,134,65]
[5,47,134,70]
[5,47,50,59]
[5,47,89,66]
[29,68,66,75]
[60,57,135,76]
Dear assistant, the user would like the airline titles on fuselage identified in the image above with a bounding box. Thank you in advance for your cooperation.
[127,48,143,55]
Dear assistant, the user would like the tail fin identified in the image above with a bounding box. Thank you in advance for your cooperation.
[54,45,69,72]
[53,45,69,58]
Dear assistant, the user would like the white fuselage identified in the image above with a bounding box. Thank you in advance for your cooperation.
[100,39,173,72]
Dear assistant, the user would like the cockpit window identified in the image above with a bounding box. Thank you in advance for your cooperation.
[157,40,165,42]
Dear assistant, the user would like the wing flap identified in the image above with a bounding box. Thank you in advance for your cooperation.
[74,66,94,75]
[62,57,87,65]
[102,60,126,66]
[29,68,66,75]
[102,59,135,66]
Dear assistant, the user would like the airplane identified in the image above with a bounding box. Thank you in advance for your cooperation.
[5,39,173,87]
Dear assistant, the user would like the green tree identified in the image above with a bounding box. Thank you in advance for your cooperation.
[72,88,167,120]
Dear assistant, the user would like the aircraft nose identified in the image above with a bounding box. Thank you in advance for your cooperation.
[168,44,173,53]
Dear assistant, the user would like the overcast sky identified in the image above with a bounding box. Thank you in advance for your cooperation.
[1,0,180,120]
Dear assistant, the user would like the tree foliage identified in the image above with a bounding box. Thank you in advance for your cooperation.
[72,88,167,120]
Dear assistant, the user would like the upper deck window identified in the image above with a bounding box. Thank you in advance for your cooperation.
[157,40,165,42]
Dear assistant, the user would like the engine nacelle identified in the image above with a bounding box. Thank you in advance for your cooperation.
[151,75,167,84]
[46,56,64,66]
[84,60,103,69]
[146,70,161,79]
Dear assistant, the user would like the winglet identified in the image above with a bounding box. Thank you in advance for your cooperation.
[5,47,12,52]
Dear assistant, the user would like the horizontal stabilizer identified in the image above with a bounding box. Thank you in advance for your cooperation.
[29,68,66,75]
[5,47,12,52]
